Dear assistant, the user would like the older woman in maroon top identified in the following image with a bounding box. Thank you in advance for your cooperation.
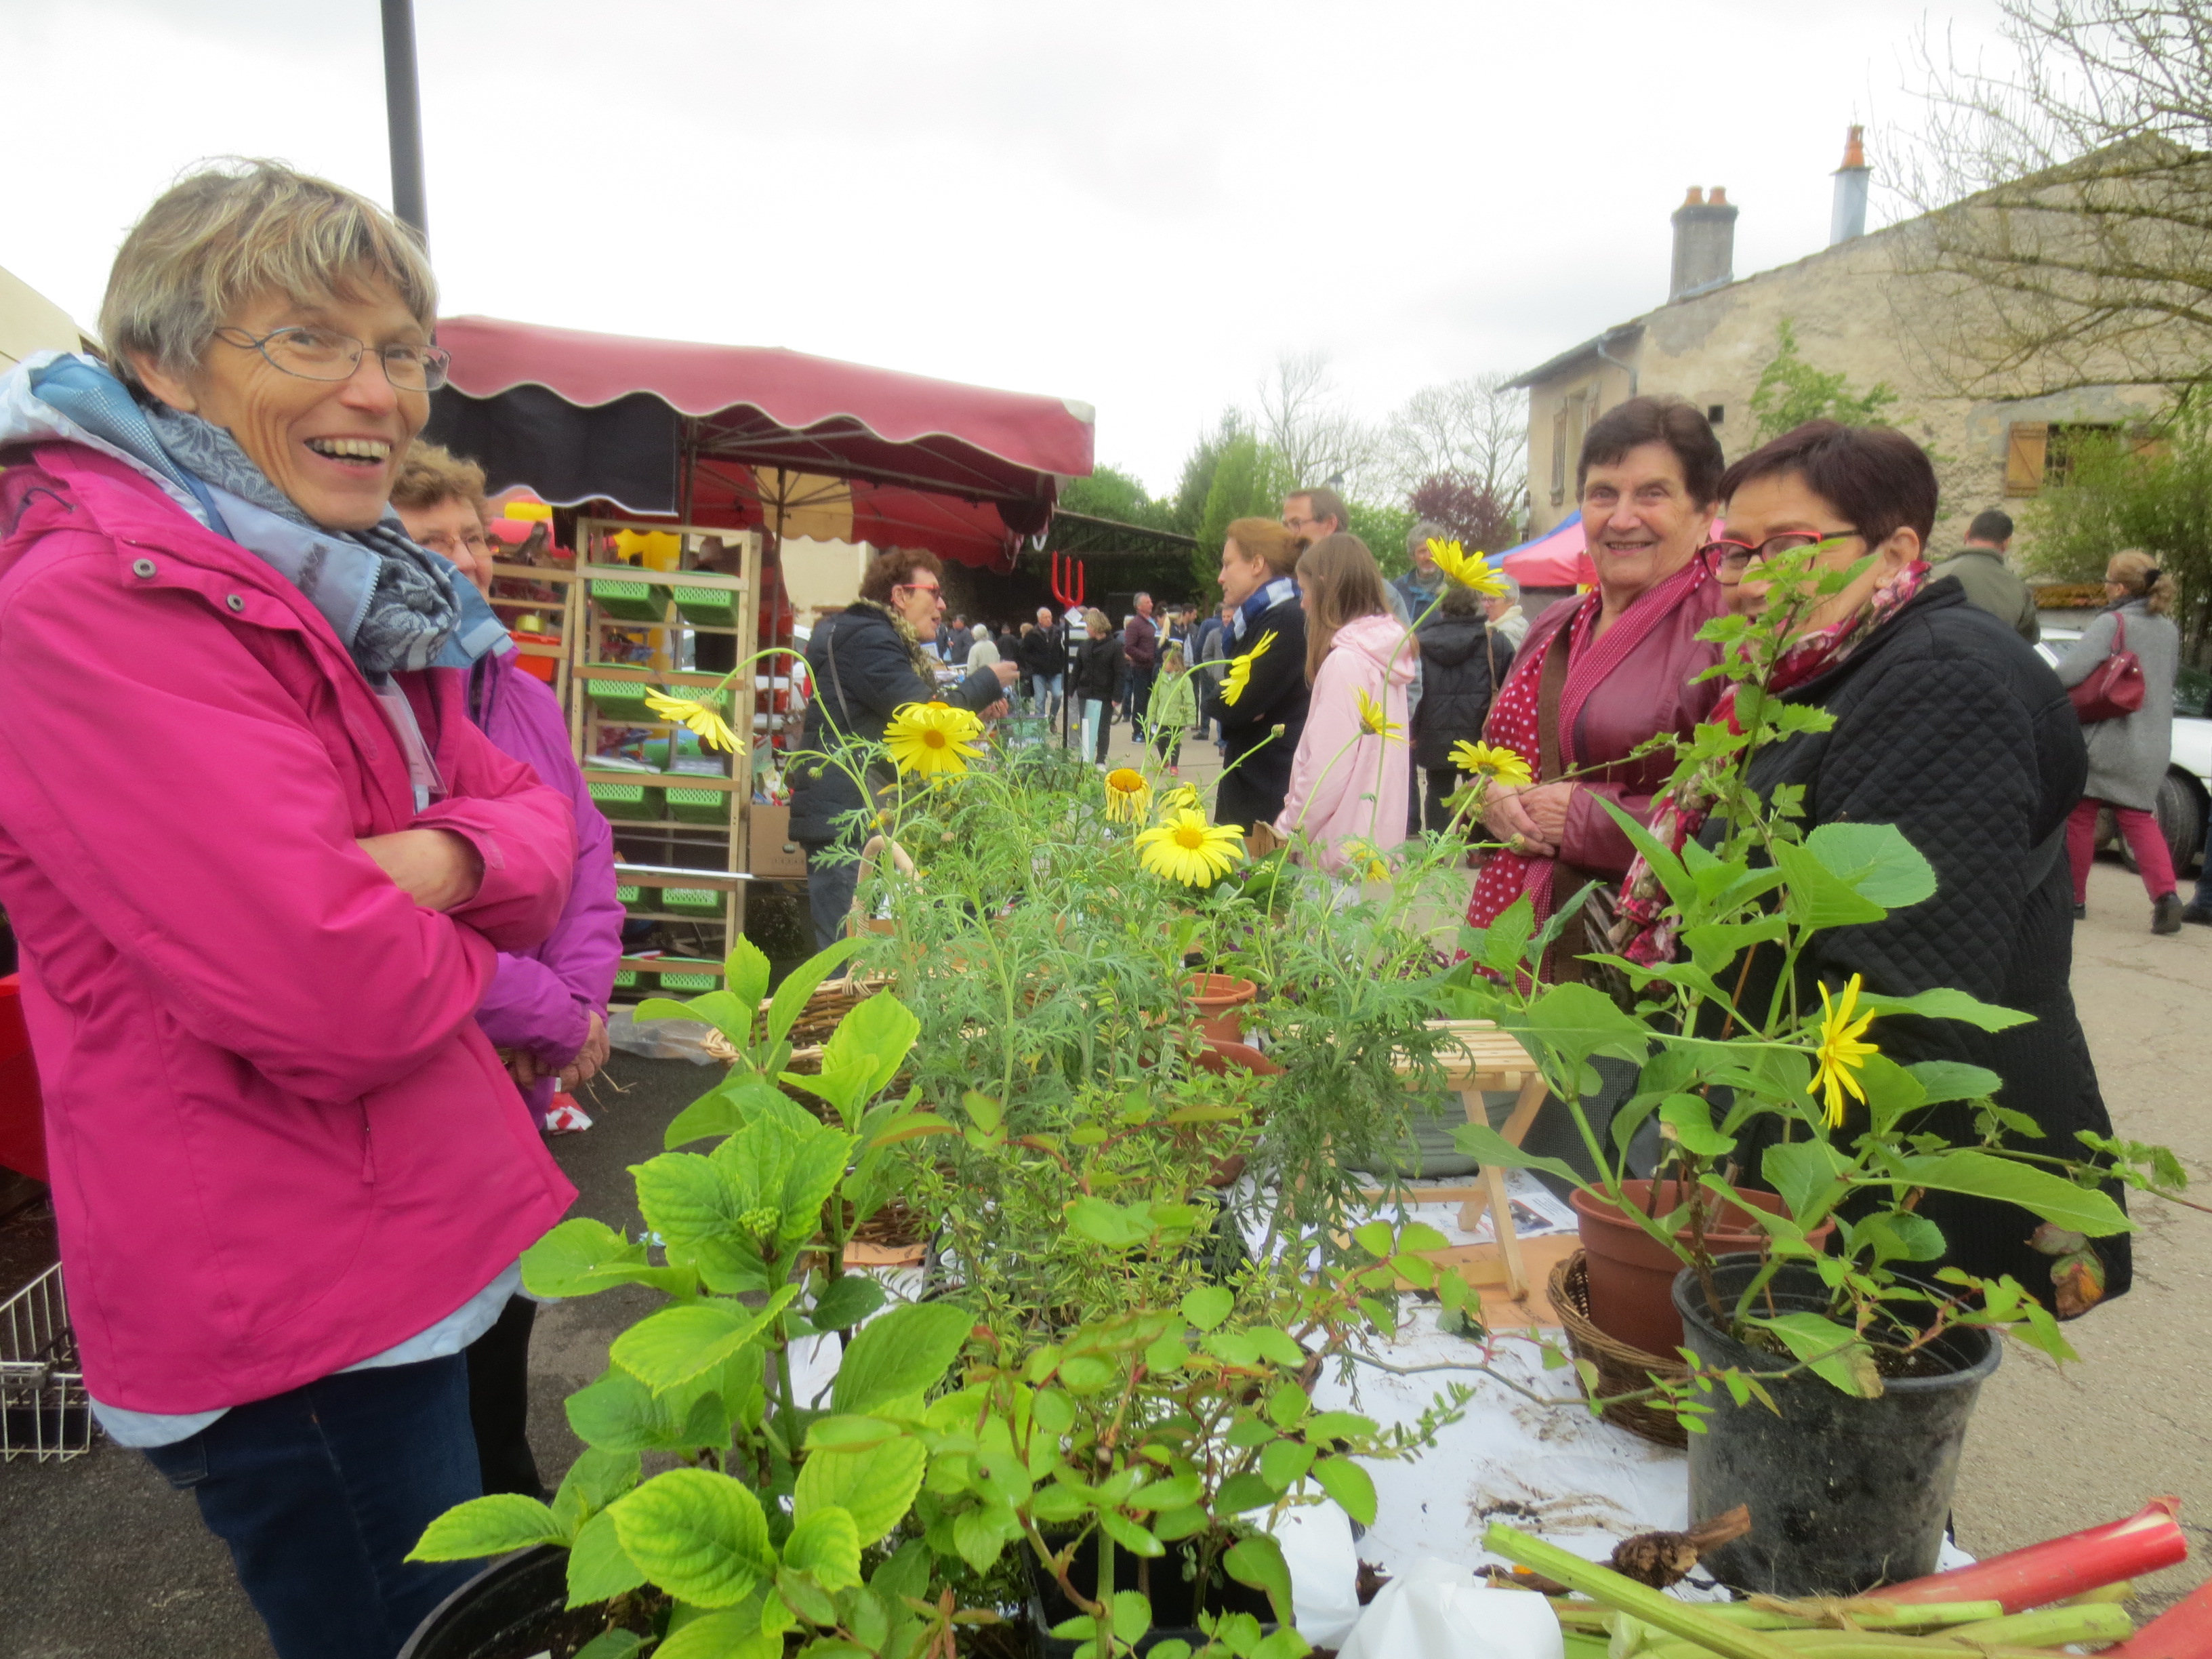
[1469,397,1729,953]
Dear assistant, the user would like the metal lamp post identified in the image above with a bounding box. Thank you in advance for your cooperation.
[380,0,428,243]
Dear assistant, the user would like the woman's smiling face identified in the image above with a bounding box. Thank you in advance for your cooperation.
[131,279,430,531]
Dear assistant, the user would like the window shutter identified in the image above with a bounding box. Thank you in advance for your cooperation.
[2005,422,2049,495]
[1551,407,1569,501]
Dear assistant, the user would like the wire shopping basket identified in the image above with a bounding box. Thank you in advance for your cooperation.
[1,1262,91,1461]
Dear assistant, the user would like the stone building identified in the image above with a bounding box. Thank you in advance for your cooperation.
[1509,131,2169,554]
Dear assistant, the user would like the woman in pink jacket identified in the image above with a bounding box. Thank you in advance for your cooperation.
[1271,533,1419,872]
[394,441,623,1505]
[0,163,578,1658]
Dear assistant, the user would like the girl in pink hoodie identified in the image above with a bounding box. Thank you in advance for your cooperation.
[1272,534,1419,873]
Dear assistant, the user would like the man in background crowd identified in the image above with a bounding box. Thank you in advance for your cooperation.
[1023,605,1066,723]
[1928,509,2041,642]
[1124,592,1159,738]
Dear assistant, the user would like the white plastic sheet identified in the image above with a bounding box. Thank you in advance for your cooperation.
[1338,1557,1568,1659]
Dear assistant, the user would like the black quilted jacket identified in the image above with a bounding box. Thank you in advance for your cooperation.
[1717,579,2129,1306]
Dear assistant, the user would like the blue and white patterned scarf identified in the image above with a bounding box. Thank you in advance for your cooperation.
[28,356,499,677]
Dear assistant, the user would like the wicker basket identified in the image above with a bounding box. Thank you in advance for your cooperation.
[699,975,894,1066]
[1549,1249,1691,1449]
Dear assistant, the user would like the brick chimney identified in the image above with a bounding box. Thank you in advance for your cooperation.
[1669,184,1738,301]
[1830,125,1870,244]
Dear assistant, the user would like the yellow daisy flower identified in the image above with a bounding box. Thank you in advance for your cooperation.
[1135,808,1246,887]
[1427,538,1509,596]
[1812,973,1879,1128]
[1158,782,1200,813]
[1220,631,1276,708]
[884,701,985,778]
[1104,766,1151,823]
[1355,687,1401,740]
[1449,739,1534,789]
[644,689,743,754]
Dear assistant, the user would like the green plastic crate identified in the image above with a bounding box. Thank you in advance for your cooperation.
[657,971,718,994]
[585,673,654,719]
[665,785,729,825]
[661,887,722,918]
[615,884,659,915]
[668,583,737,626]
[588,781,664,822]
[612,968,643,992]
[589,578,670,621]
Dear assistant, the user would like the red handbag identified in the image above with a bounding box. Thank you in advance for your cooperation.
[2070,613,2146,723]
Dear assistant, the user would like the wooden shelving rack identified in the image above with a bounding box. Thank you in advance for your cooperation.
[564,517,770,1002]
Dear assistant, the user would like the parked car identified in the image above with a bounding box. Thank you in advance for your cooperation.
[2038,626,2209,873]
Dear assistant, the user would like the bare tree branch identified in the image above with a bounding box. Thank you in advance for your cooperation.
[1888,0,2212,401]
[1256,350,1382,494]
[1376,373,1530,504]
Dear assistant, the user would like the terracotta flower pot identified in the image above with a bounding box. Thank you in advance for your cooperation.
[1572,1180,1832,1358]
[1185,973,1257,1042]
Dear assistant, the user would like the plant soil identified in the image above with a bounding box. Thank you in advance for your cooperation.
[486,1593,661,1659]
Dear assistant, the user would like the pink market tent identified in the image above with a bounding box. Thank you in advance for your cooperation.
[424,315,1095,570]
[1498,512,1594,589]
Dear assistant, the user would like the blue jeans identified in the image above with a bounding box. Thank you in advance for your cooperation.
[143,1353,483,1659]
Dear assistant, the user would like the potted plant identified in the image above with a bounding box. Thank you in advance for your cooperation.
[401,945,985,1658]
[899,1073,1486,1659]
[1441,544,2190,1593]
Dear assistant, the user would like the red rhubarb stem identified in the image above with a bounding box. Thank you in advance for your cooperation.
[2103,1576,2212,1659]
[1881,1498,2187,1613]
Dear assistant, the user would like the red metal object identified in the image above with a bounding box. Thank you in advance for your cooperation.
[1880,1498,2188,1612]
[0,975,48,1183]
[2104,1575,2212,1659]
[1050,548,1086,609]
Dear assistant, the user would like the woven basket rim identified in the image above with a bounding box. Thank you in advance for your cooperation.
[1548,1248,1692,1448]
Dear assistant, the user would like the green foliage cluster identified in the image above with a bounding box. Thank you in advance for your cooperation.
[1747,320,1902,447]
[2024,394,2212,646]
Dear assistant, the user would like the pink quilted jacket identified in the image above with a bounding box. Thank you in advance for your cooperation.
[0,441,579,1412]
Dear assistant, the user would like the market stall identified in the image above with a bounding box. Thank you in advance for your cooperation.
[422,315,1095,996]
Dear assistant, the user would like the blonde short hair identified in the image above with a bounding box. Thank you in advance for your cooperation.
[392,440,487,518]
[99,159,437,393]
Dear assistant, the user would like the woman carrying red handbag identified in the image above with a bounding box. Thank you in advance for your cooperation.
[2053,550,2184,932]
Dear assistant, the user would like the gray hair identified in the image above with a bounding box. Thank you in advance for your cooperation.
[1489,573,1521,602]
[99,159,437,393]
[1408,518,1450,557]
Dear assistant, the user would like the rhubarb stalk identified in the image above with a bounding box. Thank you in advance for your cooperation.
[1880,1500,2187,1612]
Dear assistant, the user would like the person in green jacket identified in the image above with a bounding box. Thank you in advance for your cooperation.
[1927,508,2041,642]
[1150,644,1198,774]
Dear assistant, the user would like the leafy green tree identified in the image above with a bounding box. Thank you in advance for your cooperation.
[2025,394,2212,651]
[1748,319,1902,445]
[1190,433,1294,600]
[1060,464,1175,531]
[1350,498,1418,580]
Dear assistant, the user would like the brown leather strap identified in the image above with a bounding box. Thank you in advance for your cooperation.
[1536,616,1574,783]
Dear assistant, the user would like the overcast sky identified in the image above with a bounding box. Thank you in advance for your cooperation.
[3,0,2007,496]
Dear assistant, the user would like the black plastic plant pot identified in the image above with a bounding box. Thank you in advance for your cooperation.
[1671,1255,2001,1597]
[1029,1532,1276,1658]
[396,1546,569,1659]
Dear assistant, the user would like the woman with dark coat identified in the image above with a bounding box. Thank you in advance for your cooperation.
[1071,607,1123,764]
[1206,517,1311,832]
[787,548,1016,949]
[1410,581,1515,834]
[1616,420,2127,1310]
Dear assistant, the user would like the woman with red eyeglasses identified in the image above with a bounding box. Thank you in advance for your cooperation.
[1610,419,2127,1313]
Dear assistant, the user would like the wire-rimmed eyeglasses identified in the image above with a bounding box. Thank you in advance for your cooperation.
[213,325,452,393]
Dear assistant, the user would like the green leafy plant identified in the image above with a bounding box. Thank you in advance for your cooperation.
[408,941,979,1659]
[1441,544,2187,1404]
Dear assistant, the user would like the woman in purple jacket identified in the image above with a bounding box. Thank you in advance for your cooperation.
[394,443,623,1499]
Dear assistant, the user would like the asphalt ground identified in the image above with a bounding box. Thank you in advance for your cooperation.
[0,838,2204,1655]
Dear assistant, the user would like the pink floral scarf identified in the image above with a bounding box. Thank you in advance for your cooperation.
[1610,558,1931,966]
